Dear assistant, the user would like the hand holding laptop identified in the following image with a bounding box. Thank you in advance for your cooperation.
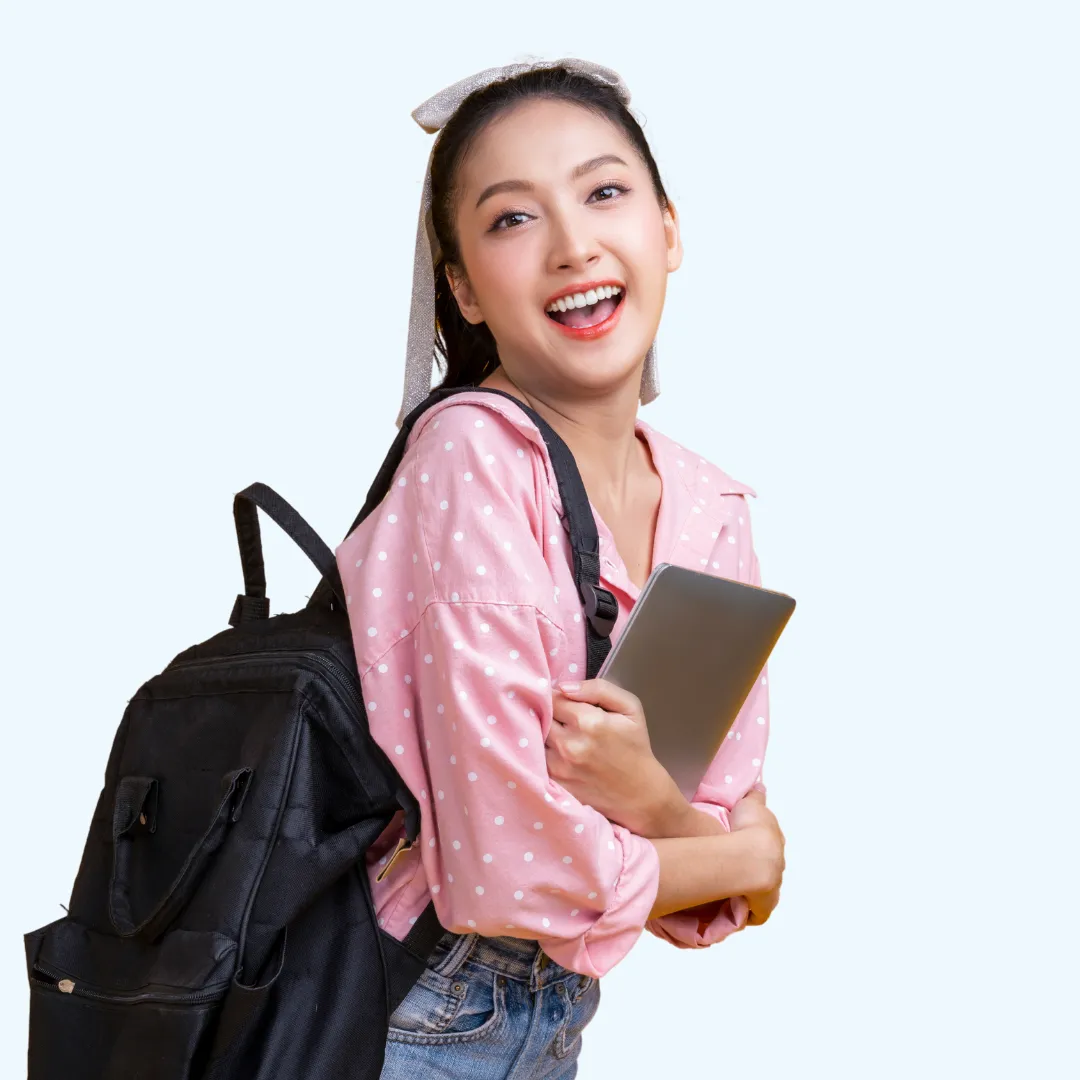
[547,676,782,845]
[546,672,787,928]
[545,677,685,839]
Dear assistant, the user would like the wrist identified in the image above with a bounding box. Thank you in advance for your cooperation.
[642,782,699,839]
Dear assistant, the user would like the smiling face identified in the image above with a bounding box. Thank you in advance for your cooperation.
[444,97,682,402]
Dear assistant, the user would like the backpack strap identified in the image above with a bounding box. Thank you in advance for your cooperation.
[229,482,347,626]
[469,388,618,679]
[309,386,619,678]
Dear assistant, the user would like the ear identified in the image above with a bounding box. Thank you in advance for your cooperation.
[662,198,683,273]
[444,264,486,325]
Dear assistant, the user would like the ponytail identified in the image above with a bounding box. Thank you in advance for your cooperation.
[433,255,501,390]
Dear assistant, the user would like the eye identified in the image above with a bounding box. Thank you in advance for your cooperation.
[589,182,630,203]
[490,210,533,232]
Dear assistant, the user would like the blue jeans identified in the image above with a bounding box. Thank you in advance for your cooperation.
[380,930,602,1079]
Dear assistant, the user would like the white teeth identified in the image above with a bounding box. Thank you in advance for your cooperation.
[546,285,622,312]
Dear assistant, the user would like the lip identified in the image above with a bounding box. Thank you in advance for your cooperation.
[546,289,625,341]
[543,279,625,308]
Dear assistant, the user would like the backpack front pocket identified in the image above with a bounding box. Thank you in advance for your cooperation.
[26,918,237,1080]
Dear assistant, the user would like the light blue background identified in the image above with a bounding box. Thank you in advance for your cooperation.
[2,3,1076,1077]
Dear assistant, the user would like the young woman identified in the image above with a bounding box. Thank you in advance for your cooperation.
[336,59,786,1079]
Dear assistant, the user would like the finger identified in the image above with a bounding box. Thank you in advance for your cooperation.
[550,696,584,729]
[544,717,569,747]
[554,678,642,718]
[753,899,778,925]
[747,888,780,925]
[747,902,770,926]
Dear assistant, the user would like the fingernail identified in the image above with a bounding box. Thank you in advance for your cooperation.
[556,681,581,693]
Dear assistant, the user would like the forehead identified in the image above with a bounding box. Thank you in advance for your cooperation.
[456,98,636,194]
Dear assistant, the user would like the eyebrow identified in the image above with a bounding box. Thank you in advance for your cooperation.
[474,154,630,209]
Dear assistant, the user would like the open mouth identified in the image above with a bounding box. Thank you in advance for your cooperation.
[545,285,625,330]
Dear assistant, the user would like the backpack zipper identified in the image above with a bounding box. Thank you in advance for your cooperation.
[31,961,229,1006]
[167,649,364,718]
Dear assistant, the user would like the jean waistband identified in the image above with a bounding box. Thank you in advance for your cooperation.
[428,930,590,992]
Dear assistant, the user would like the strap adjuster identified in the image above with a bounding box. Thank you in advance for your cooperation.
[229,594,271,627]
[580,582,618,638]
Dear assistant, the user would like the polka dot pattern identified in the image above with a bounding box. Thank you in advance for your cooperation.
[334,394,769,974]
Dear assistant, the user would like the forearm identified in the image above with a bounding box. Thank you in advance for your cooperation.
[646,829,758,921]
[641,789,729,840]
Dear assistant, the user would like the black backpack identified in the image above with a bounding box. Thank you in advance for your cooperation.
[23,386,620,1080]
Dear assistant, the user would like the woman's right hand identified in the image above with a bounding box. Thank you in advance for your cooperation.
[730,790,786,925]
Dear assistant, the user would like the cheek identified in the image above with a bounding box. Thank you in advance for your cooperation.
[616,208,670,292]
[462,237,537,317]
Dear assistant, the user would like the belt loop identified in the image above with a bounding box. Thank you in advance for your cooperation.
[431,932,477,979]
[529,945,546,992]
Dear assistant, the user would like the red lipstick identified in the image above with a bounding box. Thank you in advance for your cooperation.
[544,281,626,341]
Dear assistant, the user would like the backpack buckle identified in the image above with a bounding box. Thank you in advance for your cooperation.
[580,582,618,638]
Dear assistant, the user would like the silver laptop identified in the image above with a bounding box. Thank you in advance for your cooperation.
[597,563,796,800]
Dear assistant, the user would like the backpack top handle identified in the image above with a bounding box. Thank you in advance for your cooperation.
[229,482,347,627]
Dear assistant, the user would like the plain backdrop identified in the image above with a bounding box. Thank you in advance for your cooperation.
[2,3,1077,1077]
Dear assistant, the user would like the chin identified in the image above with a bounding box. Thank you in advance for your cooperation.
[565,356,650,396]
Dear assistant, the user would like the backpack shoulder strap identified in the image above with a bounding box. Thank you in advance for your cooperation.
[311,387,619,680]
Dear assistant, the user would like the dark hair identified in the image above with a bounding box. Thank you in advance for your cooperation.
[429,65,670,392]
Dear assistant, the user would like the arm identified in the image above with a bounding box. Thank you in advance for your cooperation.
[647,828,771,920]
[643,790,731,839]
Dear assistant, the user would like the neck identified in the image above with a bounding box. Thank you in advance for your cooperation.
[477,367,651,513]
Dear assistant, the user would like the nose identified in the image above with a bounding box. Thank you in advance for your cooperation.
[546,203,602,274]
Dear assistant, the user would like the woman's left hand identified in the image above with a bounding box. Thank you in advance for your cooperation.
[545,679,684,837]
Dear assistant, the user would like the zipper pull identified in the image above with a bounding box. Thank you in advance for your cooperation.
[58,979,75,994]
[375,837,414,883]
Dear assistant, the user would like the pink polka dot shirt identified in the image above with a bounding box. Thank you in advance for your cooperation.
[335,392,770,979]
